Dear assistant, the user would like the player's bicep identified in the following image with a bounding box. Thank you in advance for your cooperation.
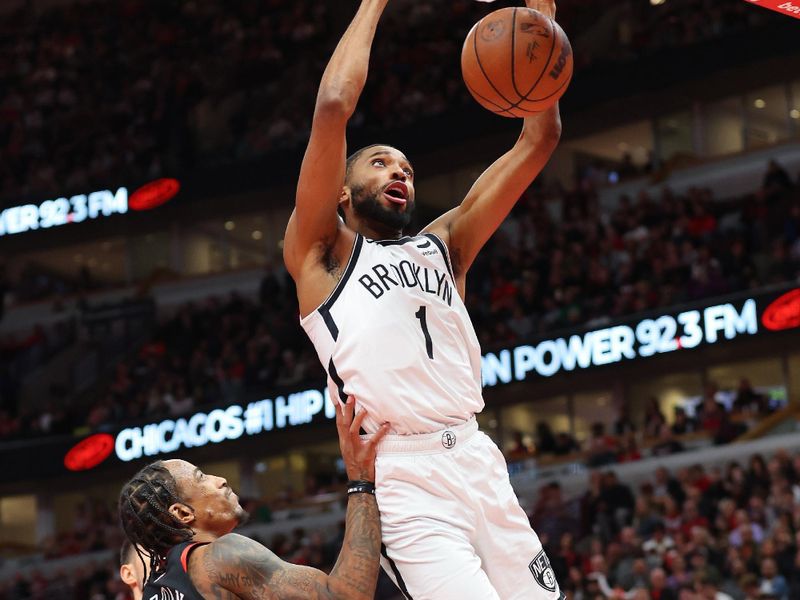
[203,533,335,600]
[288,102,349,270]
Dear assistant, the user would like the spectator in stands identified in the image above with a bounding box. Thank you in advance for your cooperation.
[733,379,768,415]
[535,422,558,456]
[507,430,533,461]
[699,396,726,436]
[587,422,620,467]
[615,404,637,436]
[670,407,695,436]
[554,431,581,456]
[649,567,677,600]
[652,424,686,457]
[643,398,667,439]
[618,433,643,463]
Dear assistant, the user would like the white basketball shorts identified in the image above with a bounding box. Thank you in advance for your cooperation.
[369,417,564,600]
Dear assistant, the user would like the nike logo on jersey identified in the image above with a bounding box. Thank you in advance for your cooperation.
[358,260,453,306]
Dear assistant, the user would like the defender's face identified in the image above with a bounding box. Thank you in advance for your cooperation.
[347,146,416,230]
[164,459,246,534]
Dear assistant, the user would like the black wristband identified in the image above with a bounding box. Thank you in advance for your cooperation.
[347,480,376,496]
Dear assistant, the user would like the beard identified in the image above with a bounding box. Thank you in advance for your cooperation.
[234,505,250,527]
[351,183,414,232]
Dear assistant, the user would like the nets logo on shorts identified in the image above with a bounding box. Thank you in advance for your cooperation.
[529,550,557,593]
[441,430,457,449]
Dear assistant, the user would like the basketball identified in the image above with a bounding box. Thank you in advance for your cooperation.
[461,7,573,117]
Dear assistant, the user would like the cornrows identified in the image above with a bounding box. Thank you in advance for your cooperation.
[118,461,194,579]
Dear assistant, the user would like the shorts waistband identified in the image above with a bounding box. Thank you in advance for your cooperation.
[363,417,479,455]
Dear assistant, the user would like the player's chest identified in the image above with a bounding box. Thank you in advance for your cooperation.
[351,245,455,308]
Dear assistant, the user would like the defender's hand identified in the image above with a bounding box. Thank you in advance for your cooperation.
[526,0,556,20]
[336,396,389,482]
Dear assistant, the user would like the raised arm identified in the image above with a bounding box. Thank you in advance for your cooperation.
[199,399,389,600]
[284,0,390,277]
[423,0,562,289]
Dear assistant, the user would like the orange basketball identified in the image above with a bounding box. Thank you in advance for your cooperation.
[461,7,573,118]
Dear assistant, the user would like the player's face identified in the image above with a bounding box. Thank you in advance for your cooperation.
[348,146,415,232]
[164,459,248,535]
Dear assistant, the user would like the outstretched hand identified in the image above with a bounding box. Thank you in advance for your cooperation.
[336,396,390,483]
[525,0,556,20]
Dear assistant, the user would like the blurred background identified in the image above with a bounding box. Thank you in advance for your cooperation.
[0,0,799,598]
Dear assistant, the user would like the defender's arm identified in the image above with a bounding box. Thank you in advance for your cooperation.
[201,400,387,600]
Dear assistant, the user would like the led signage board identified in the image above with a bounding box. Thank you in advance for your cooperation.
[14,286,791,476]
[0,178,180,237]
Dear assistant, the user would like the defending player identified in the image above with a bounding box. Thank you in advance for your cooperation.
[118,398,388,600]
[119,540,147,600]
[284,0,563,598]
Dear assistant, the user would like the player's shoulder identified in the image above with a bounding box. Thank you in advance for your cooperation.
[205,533,281,568]
[207,532,258,557]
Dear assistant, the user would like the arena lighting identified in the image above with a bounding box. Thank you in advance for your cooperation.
[64,433,115,471]
[127,178,180,211]
[761,289,800,331]
[791,109,800,119]
[754,98,766,109]
[0,178,180,237]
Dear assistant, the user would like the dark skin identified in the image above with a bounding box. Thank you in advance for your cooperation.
[159,398,388,600]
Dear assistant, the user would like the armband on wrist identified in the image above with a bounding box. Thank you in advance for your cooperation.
[347,480,376,496]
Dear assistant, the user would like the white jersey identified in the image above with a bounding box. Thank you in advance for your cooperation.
[300,233,484,434]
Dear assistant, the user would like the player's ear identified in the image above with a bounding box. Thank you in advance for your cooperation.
[168,502,195,525]
[120,564,137,587]
[338,186,352,219]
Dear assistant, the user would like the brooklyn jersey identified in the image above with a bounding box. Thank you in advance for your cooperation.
[301,233,484,434]
[142,541,207,600]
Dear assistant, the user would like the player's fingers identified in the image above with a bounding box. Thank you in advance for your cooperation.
[350,406,368,436]
[336,396,354,430]
[368,423,391,451]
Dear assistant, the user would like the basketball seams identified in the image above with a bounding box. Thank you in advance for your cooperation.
[519,14,557,101]
[464,79,517,117]
[510,8,524,100]
[462,7,571,117]
[472,17,516,112]
[522,67,572,104]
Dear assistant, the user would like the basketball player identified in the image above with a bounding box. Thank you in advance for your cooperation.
[119,540,147,600]
[284,0,563,598]
[118,397,388,599]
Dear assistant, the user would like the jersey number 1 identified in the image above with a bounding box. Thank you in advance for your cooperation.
[415,306,434,360]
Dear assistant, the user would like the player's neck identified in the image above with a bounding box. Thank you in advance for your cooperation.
[353,219,403,241]
[188,529,222,544]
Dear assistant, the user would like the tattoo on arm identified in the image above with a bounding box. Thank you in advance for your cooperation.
[202,495,381,600]
[326,493,382,598]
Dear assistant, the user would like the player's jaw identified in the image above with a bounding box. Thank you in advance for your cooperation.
[351,181,415,234]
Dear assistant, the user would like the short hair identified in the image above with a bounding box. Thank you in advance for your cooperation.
[120,538,135,568]
[345,143,398,183]
[119,462,194,576]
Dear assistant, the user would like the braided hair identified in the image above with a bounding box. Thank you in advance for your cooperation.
[119,461,195,579]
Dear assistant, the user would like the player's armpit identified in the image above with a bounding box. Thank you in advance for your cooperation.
[201,533,337,600]
[423,104,561,280]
